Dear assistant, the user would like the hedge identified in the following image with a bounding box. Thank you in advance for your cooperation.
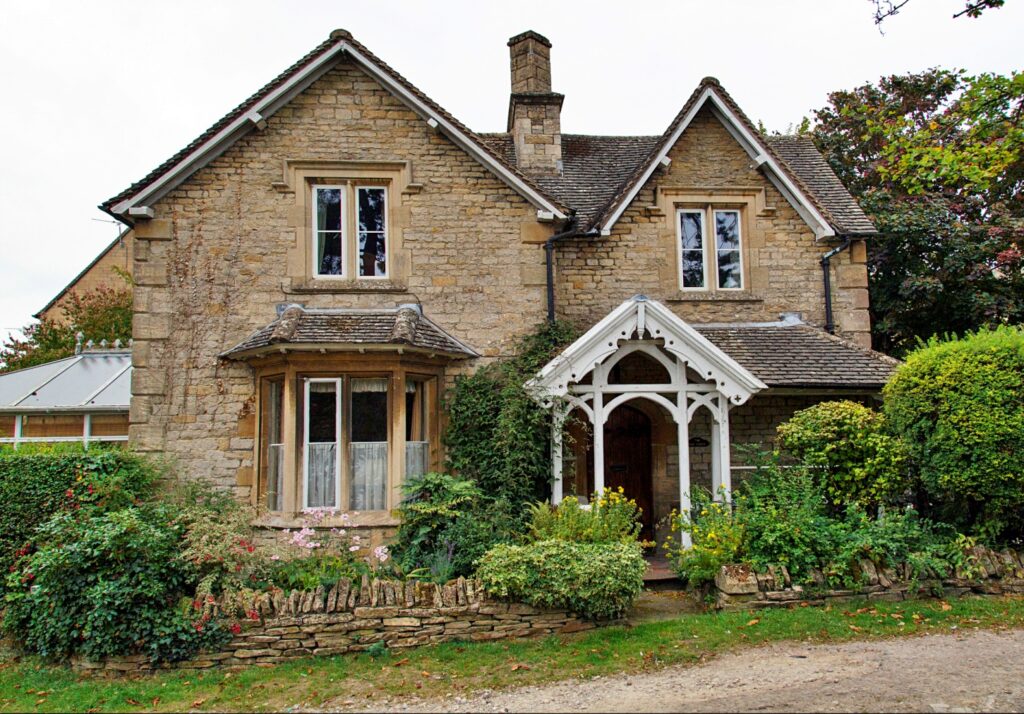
[0,448,156,584]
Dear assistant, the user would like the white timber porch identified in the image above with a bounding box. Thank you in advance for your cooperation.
[529,296,766,546]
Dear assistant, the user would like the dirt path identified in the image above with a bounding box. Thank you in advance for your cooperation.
[342,629,1024,713]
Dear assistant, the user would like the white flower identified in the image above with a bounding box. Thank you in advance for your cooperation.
[373,545,390,563]
[349,545,360,552]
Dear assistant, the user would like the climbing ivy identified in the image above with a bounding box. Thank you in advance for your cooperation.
[443,320,578,513]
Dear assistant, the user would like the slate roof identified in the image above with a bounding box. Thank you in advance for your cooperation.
[222,305,478,359]
[767,136,876,235]
[0,350,132,413]
[695,321,899,389]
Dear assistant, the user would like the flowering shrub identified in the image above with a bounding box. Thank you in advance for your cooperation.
[0,448,156,590]
[268,508,388,591]
[477,540,645,620]
[662,490,743,587]
[527,487,644,544]
[3,504,229,662]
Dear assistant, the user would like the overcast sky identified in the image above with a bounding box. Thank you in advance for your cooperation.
[1,0,1021,342]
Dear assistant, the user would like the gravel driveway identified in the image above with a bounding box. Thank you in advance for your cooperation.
[340,629,1024,713]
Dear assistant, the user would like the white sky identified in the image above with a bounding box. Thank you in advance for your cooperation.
[1,0,1022,342]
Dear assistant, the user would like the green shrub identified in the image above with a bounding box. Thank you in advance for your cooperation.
[883,326,1024,541]
[476,540,645,620]
[528,488,643,544]
[777,400,907,511]
[392,472,509,580]
[3,504,228,663]
[0,448,157,589]
[663,491,743,587]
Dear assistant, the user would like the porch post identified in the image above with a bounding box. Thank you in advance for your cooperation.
[13,414,22,450]
[83,414,92,450]
[592,389,604,499]
[677,397,692,548]
[712,397,732,502]
[550,408,564,505]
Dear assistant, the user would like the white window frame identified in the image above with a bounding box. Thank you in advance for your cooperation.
[675,206,745,292]
[355,185,389,280]
[676,208,710,291]
[302,377,343,510]
[311,184,347,280]
[713,209,744,291]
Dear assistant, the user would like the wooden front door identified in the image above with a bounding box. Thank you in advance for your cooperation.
[603,405,654,541]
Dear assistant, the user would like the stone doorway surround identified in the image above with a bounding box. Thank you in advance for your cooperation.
[528,296,766,546]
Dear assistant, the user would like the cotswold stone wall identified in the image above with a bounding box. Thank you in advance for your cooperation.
[713,546,1024,611]
[72,577,596,673]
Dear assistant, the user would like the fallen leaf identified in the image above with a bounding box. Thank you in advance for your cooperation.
[192,698,207,709]
[940,601,953,611]
[151,698,160,707]
[421,671,431,678]
[510,663,531,671]
[746,618,760,627]
[891,612,904,619]
[392,658,410,668]
[849,625,862,632]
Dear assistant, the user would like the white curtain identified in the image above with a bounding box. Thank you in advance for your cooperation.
[406,441,429,478]
[266,443,284,511]
[307,442,337,508]
[350,378,388,510]
[351,442,387,510]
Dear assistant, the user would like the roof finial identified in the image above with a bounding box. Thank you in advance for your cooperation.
[75,332,84,355]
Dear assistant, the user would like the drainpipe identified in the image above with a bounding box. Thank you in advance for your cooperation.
[820,237,853,334]
[544,214,590,323]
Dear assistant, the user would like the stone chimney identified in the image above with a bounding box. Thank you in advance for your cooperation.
[507,31,563,175]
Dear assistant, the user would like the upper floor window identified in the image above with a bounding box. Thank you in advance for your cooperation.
[676,207,743,291]
[313,184,389,279]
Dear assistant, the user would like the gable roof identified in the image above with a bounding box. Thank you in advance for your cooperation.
[102,30,568,222]
[529,296,767,406]
[590,78,867,240]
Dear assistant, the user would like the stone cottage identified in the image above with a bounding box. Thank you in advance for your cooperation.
[95,29,897,545]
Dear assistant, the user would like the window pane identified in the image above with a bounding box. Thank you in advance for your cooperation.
[718,251,742,289]
[358,188,387,277]
[405,379,430,479]
[715,211,740,251]
[306,380,338,509]
[317,232,343,276]
[351,377,388,510]
[261,379,284,512]
[316,188,342,232]
[680,212,703,250]
[680,212,705,288]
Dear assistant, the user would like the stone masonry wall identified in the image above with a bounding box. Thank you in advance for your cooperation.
[713,546,1024,611]
[71,576,597,673]
[130,61,553,498]
[39,231,135,324]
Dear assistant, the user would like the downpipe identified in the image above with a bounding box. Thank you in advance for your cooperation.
[821,237,853,334]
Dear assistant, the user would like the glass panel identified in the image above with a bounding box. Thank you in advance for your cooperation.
[316,188,342,232]
[351,378,388,510]
[357,187,387,277]
[317,232,342,276]
[405,378,430,479]
[715,211,742,289]
[679,211,705,288]
[261,379,284,511]
[306,381,338,509]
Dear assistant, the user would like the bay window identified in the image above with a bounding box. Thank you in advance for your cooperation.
[256,365,438,520]
[676,207,744,291]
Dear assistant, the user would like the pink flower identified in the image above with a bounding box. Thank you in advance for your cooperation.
[373,545,390,563]
[270,554,281,561]
[349,545,360,552]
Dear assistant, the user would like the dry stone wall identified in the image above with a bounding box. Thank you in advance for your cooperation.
[713,546,1024,611]
[72,576,597,673]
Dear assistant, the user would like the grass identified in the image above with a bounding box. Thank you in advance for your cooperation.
[2,594,1024,712]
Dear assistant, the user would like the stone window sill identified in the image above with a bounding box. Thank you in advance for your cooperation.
[253,512,400,529]
[667,292,764,303]
[285,279,409,294]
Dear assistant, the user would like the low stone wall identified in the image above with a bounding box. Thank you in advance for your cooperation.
[72,576,597,672]
[714,546,1024,610]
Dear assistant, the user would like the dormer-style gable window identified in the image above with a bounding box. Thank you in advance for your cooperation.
[312,184,389,279]
[676,207,744,291]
